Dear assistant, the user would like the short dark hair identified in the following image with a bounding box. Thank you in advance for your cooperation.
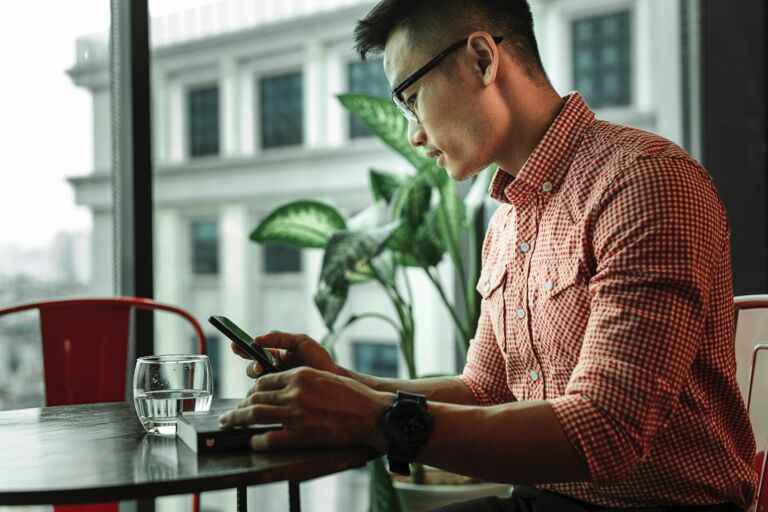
[354,0,547,80]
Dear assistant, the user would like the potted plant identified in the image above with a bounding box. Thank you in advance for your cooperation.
[249,94,510,511]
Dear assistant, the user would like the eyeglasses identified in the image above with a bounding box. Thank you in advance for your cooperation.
[391,35,504,123]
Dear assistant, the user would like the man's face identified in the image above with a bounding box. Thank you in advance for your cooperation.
[383,29,497,181]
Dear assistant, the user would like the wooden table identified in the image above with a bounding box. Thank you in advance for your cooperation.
[0,399,376,511]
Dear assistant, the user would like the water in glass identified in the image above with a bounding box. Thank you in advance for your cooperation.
[133,354,213,435]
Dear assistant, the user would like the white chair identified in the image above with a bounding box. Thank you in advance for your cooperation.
[734,295,768,511]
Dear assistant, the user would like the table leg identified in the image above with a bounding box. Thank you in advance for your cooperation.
[289,480,301,512]
[237,485,247,512]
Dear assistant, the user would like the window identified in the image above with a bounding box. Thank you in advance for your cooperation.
[572,10,632,109]
[264,244,302,274]
[0,1,110,411]
[191,219,219,275]
[188,85,220,158]
[353,341,398,379]
[347,58,390,138]
[260,72,303,149]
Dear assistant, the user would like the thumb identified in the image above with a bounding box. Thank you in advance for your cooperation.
[254,331,314,352]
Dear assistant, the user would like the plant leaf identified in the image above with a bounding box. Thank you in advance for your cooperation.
[370,169,407,204]
[391,174,432,229]
[314,223,399,329]
[250,200,346,249]
[338,94,432,170]
[368,457,402,512]
[435,178,465,271]
[314,280,348,332]
[348,200,387,231]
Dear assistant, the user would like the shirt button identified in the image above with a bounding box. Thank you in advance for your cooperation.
[542,181,553,193]
[529,370,539,382]
[519,242,530,253]
[516,308,525,319]
[544,279,553,291]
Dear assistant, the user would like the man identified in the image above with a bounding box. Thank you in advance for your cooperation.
[219,1,757,510]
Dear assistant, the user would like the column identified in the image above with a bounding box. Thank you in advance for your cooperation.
[303,39,326,148]
[220,57,241,157]
[154,208,184,354]
[219,204,252,399]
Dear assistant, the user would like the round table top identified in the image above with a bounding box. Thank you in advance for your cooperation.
[0,399,376,505]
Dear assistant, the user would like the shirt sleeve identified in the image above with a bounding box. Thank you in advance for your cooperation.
[547,156,729,485]
[460,206,517,406]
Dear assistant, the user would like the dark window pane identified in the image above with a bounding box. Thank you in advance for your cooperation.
[353,341,398,379]
[263,244,301,273]
[572,11,632,109]
[191,219,219,275]
[260,72,303,149]
[347,58,390,138]
[188,85,219,157]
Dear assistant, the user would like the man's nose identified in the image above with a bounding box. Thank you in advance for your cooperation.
[408,118,426,148]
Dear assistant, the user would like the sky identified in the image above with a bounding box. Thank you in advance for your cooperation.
[0,0,214,250]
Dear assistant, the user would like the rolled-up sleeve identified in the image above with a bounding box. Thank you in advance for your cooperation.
[548,156,727,485]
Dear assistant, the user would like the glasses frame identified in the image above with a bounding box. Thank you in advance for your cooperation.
[391,35,504,123]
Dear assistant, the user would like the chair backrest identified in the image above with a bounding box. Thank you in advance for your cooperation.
[0,297,206,407]
[734,295,768,511]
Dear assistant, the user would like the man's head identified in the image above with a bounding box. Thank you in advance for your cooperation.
[354,0,554,181]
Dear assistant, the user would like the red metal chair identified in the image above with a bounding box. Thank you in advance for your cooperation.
[734,296,768,512]
[0,297,207,512]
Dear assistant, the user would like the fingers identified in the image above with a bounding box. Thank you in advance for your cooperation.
[219,404,287,427]
[250,428,326,451]
[254,331,315,352]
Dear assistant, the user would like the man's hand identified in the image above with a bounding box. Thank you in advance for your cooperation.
[230,330,339,378]
[218,366,391,452]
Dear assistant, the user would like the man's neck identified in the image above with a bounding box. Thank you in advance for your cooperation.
[498,87,565,177]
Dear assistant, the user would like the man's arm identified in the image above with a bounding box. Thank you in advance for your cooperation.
[340,369,479,405]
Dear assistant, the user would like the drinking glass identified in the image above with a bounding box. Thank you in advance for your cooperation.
[133,354,213,435]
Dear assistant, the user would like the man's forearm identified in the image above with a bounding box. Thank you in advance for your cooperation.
[339,367,478,406]
[418,400,589,485]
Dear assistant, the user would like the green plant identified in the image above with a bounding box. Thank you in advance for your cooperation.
[251,94,491,372]
[249,94,494,510]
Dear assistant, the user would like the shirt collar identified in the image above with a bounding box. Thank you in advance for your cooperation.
[489,92,596,205]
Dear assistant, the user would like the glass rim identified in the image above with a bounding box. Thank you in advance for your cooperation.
[136,354,209,364]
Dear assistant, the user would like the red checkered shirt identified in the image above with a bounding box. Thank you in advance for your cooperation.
[460,93,757,509]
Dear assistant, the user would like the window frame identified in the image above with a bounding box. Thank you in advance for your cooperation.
[238,50,304,155]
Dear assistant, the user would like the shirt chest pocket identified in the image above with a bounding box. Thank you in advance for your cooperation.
[531,260,591,367]
[477,265,508,345]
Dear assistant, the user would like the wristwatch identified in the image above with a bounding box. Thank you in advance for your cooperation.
[378,391,434,476]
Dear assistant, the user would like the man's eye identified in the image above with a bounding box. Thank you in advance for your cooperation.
[406,94,418,109]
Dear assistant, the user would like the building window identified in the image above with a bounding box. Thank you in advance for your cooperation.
[263,244,302,274]
[191,219,219,275]
[259,72,303,149]
[353,341,398,379]
[188,85,220,157]
[572,10,632,109]
[347,58,390,139]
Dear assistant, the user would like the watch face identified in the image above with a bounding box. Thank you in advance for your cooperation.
[388,400,431,445]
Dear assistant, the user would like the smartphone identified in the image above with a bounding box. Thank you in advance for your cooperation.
[208,315,279,374]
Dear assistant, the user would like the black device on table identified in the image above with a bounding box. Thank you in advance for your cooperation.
[208,315,279,373]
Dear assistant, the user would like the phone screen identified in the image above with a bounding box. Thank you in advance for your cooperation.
[208,315,278,373]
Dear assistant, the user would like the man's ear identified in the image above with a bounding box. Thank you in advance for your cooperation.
[467,32,499,86]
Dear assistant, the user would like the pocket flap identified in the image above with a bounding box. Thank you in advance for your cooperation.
[542,261,582,298]
[476,265,507,299]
